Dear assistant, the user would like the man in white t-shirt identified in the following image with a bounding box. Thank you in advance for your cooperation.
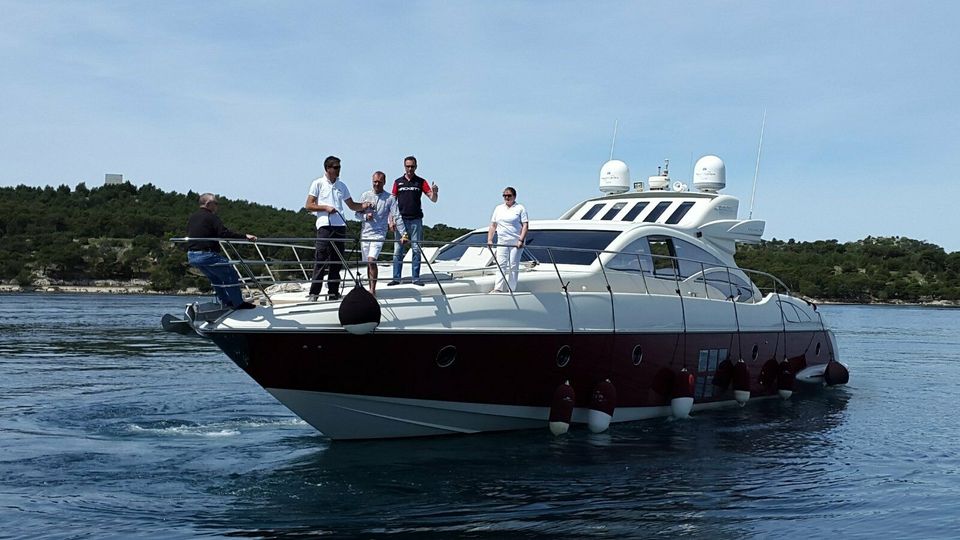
[355,171,407,296]
[303,156,369,301]
[486,186,529,293]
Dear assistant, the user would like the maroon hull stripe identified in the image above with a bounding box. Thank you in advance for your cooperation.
[211,330,826,408]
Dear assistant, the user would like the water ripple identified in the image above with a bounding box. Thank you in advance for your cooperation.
[3,298,960,538]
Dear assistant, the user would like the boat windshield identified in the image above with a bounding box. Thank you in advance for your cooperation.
[435,230,620,266]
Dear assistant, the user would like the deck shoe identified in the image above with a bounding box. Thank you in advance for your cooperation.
[237,302,257,309]
[307,294,319,302]
[328,293,342,301]
[386,280,400,286]
[412,281,425,286]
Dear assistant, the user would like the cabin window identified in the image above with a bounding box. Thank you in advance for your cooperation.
[600,202,627,221]
[621,202,649,221]
[581,203,606,220]
[779,302,811,322]
[643,201,673,223]
[607,237,653,273]
[437,230,618,266]
[434,232,489,261]
[607,234,735,285]
[665,202,695,224]
[695,269,755,301]
[524,230,619,266]
[672,238,725,279]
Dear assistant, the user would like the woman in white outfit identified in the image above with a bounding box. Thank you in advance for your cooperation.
[487,186,529,293]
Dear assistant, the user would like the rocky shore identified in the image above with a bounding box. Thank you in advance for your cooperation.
[0,279,201,296]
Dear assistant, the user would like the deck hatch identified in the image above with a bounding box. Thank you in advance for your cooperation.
[581,203,606,220]
[621,202,649,221]
[600,202,627,221]
[665,202,695,224]
[643,201,673,223]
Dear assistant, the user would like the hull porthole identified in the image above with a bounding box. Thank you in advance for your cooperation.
[556,345,572,368]
[631,345,643,366]
[436,345,457,368]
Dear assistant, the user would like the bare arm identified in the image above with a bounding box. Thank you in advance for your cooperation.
[517,222,529,248]
[487,222,496,246]
[344,197,367,212]
[428,181,439,203]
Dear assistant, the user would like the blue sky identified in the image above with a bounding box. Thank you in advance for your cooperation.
[3,1,959,251]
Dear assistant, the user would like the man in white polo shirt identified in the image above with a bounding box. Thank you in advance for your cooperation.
[303,155,369,301]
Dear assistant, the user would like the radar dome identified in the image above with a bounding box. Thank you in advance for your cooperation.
[599,160,630,195]
[693,155,726,193]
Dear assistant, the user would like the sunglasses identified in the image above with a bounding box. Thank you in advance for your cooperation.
[502,194,514,198]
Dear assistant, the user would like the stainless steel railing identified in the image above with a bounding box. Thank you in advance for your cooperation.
[171,236,793,307]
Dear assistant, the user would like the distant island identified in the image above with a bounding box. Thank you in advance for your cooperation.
[1,182,958,305]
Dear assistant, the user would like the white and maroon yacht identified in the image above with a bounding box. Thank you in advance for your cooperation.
[171,155,849,440]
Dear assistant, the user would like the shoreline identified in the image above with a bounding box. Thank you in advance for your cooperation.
[0,283,202,296]
[2,283,958,307]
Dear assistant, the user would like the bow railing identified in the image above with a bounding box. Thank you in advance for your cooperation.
[171,236,793,307]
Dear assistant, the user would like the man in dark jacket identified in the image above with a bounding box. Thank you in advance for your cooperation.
[186,193,258,309]
[389,155,438,286]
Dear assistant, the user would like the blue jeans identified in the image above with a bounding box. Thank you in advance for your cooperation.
[187,250,244,307]
[392,218,423,282]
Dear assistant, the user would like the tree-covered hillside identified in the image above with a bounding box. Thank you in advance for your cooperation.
[2,182,958,302]
[0,182,471,291]
[735,237,960,302]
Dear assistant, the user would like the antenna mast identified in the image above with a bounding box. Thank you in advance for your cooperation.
[748,109,766,219]
[609,120,619,160]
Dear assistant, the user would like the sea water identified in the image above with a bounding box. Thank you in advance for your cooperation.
[1,294,958,538]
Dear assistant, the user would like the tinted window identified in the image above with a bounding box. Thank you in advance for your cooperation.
[581,203,605,220]
[435,230,619,266]
[607,237,653,272]
[434,232,488,261]
[601,202,626,221]
[672,238,724,278]
[622,202,649,221]
[643,201,672,223]
[649,238,675,276]
[698,270,754,301]
[525,230,619,265]
[665,202,695,224]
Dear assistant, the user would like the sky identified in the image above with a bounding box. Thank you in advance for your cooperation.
[2,1,959,251]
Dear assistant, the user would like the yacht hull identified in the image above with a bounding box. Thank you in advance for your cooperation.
[210,328,833,440]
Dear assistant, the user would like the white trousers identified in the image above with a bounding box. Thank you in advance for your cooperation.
[494,245,522,292]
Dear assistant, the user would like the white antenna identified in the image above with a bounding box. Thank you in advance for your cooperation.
[609,120,619,160]
[748,109,766,219]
